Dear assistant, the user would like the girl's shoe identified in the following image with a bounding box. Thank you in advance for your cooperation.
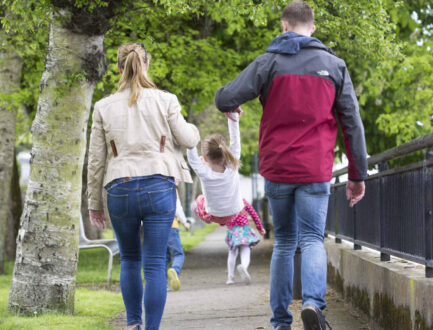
[237,264,251,284]
[168,268,180,291]
[226,277,235,285]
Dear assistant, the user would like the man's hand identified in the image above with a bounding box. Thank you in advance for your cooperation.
[224,106,243,122]
[346,181,365,208]
[89,209,106,229]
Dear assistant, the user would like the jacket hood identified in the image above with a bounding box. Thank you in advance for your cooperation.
[267,32,331,55]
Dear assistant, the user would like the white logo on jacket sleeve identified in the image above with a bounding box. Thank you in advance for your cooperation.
[317,70,330,76]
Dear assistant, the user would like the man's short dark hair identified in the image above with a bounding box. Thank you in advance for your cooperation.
[281,1,314,28]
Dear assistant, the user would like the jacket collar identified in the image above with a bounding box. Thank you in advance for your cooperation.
[266,31,335,56]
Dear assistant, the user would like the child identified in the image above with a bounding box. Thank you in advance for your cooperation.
[187,111,243,225]
[166,189,191,291]
[225,198,266,285]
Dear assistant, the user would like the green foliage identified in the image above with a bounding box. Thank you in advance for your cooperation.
[97,0,403,169]
[0,1,50,145]
[373,1,433,150]
[6,0,430,170]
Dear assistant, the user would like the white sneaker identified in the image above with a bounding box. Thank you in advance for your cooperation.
[237,264,251,284]
[226,277,235,285]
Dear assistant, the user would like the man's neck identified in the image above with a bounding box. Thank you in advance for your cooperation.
[288,27,311,37]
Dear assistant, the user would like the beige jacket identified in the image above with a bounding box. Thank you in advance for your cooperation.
[87,88,200,210]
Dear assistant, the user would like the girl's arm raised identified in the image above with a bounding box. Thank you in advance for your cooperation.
[228,112,241,160]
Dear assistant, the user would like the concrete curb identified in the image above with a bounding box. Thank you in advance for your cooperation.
[326,238,433,329]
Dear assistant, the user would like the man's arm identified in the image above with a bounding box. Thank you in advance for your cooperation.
[335,64,368,182]
[335,63,367,207]
[215,54,269,112]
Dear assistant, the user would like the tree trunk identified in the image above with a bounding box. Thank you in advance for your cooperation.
[0,36,22,274]
[8,10,107,314]
[6,154,22,261]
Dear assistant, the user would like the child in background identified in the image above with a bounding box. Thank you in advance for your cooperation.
[167,189,191,291]
[226,198,266,285]
[187,110,243,225]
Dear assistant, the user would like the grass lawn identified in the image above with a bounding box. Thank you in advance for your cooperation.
[0,222,217,329]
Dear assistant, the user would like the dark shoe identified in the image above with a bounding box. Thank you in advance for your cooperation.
[301,305,332,330]
[275,323,291,330]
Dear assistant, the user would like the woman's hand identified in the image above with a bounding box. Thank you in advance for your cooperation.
[89,209,106,229]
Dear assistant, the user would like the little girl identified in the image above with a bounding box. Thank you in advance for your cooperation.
[226,198,266,285]
[187,111,243,225]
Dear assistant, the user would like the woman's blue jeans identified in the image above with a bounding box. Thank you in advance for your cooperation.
[265,179,330,328]
[166,228,185,274]
[106,175,176,329]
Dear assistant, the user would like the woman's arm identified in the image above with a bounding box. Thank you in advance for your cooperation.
[228,113,241,160]
[167,94,200,149]
[87,104,107,211]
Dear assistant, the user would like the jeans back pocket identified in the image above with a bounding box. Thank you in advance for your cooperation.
[148,187,175,215]
[107,191,129,218]
[305,182,331,196]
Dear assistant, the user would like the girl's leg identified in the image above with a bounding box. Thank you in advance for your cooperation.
[227,247,239,279]
[239,245,251,270]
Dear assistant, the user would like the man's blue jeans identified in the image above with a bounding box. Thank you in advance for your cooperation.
[166,228,185,274]
[106,175,176,330]
[265,179,330,327]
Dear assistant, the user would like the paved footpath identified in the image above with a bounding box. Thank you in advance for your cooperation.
[112,226,377,330]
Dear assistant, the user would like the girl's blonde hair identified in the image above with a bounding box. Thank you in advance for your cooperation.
[201,133,240,169]
[117,42,156,107]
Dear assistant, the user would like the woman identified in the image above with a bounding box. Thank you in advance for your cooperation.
[87,42,200,330]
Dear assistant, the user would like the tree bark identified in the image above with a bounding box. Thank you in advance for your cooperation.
[0,35,22,274]
[8,9,107,314]
[6,154,22,261]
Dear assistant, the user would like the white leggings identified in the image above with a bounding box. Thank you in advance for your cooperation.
[227,246,251,278]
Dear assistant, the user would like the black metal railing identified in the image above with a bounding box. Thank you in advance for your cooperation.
[326,134,433,278]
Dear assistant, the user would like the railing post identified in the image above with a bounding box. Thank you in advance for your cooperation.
[334,176,342,243]
[424,149,433,277]
[354,200,361,250]
[379,162,390,261]
[185,182,191,217]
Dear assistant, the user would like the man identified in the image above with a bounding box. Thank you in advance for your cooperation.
[214,1,367,329]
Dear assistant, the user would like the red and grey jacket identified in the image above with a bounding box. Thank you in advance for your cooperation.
[215,32,368,183]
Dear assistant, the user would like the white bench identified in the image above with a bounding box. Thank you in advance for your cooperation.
[79,215,119,285]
